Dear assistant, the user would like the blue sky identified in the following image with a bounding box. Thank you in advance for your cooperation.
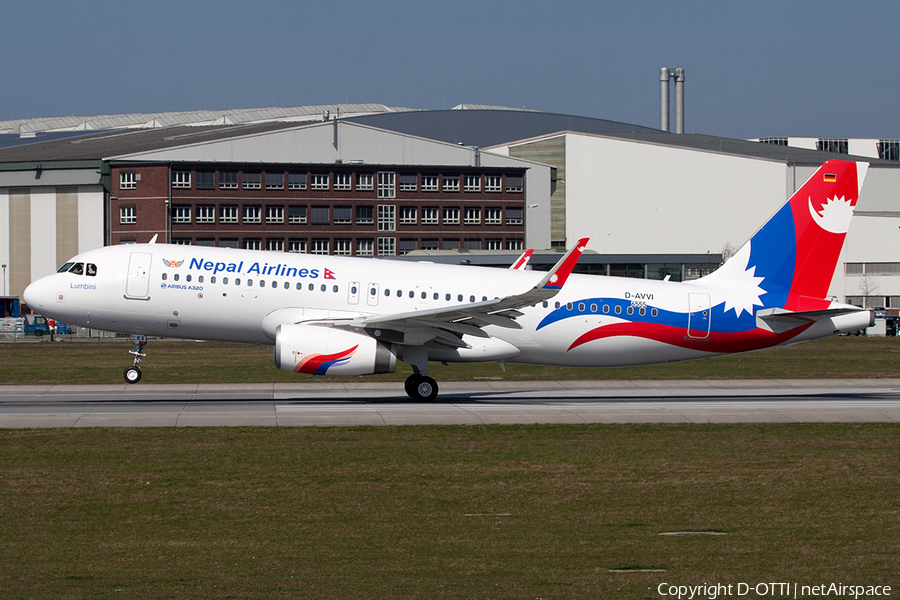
[1,0,897,139]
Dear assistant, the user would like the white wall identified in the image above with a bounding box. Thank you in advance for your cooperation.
[30,188,57,281]
[78,186,105,253]
[0,189,7,296]
[564,134,788,255]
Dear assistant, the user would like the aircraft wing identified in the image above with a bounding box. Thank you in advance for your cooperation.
[509,248,534,270]
[326,239,589,348]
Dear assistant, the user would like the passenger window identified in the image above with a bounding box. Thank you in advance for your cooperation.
[566,302,573,311]
[458,295,463,302]
[603,305,609,314]
[352,286,358,294]
[651,308,658,317]
[615,305,621,314]
[71,263,84,275]
[397,290,402,297]
[409,291,414,298]
[235,278,241,285]
[296,283,302,290]
[272,281,278,289]
[186,274,191,282]
[590,304,597,312]
[284,282,289,289]
[627,307,634,315]
[86,263,97,276]
[470,295,475,302]
[578,303,585,311]
[210,276,216,284]
[555,302,560,309]
[433,293,439,300]
[223,277,228,284]
[162,273,168,281]
[199,276,204,283]
[639,307,646,316]
[308,283,314,291]
[421,292,427,299]
[321,284,326,292]
[174,274,180,282]
[333,285,339,293]
[248,279,253,287]
[446,294,451,301]
[542,301,548,308]
[384,289,390,296]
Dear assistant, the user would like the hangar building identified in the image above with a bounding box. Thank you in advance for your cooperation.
[1,105,899,312]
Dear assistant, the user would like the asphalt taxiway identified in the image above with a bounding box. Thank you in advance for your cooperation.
[1,379,900,427]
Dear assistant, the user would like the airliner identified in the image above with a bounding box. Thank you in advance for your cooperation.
[23,160,873,401]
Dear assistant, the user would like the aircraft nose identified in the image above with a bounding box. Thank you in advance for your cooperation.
[23,277,50,311]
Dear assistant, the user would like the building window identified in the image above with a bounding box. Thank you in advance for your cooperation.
[377,237,396,256]
[399,174,417,191]
[464,175,481,192]
[442,238,460,250]
[334,173,351,190]
[311,239,329,255]
[196,205,215,223]
[266,238,284,252]
[311,174,329,190]
[195,171,214,189]
[265,172,284,190]
[484,175,501,192]
[486,239,502,250]
[288,205,307,224]
[421,176,438,191]
[400,207,417,225]
[220,171,238,189]
[505,207,523,225]
[464,238,481,250]
[120,206,136,224]
[442,207,460,225]
[357,173,373,191]
[333,206,352,224]
[172,171,191,189]
[377,172,396,198]
[219,238,239,248]
[505,176,523,192]
[244,239,261,250]
[288,239,307,253]
[310,206,330,225]
[878,140,900,161]
[485,208,502,224]
[377,205,396,231]
[243,173,261,189]
[506,239,523,250]
[288,173,306,190]
[356,239,374,256]
[334,239,352,255]
[421,207,438,224]
[173,238,192,246]
[398,239,417,255]
[220,205,238,223]
[119,172,137,190]
[464,207,481,225]
[266,205,284,224]
[817,138,848,154]
[443,175,460,192]
[243,206,261,223]
[759,137,788,146]
[172,206,191,223]
[421,238,439,250]
[356,206,374,224]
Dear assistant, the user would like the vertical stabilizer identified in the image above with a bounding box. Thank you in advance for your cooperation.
[705,160,867,312]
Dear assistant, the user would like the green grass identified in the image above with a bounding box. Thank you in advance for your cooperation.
[0,425,898,599]
[1,335,899,385]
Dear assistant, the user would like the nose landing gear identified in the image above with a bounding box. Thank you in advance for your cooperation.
[124,335,147,384]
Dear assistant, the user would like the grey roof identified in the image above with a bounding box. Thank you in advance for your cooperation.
[0,107,892,168]
[0,104,416,134]
[345,109,659,148]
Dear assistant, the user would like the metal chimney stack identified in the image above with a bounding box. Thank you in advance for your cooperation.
[659,67,685,133]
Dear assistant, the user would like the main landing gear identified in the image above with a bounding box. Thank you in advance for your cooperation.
[405,374,439,402]
[124,335,147,384]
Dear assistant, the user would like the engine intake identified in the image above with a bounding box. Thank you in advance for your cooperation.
[275,324,397,376]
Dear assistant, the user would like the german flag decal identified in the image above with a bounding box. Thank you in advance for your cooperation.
[823,173,836,182]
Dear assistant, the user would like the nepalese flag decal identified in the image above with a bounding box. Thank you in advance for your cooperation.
[162,258,184,268]
[293,345,358,375]
[324,268,336,280]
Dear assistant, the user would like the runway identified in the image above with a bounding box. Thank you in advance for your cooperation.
[2,379,900,427]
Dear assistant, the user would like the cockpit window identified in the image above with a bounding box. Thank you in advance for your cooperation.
[86,263,97,276]
[70,263,84,275]
[57,262,75,273]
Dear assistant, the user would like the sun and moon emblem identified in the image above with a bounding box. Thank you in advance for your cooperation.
[808,195,854,234]
[720,242,766,318]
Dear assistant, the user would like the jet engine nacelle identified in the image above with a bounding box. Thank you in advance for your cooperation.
[274,323,397,376]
